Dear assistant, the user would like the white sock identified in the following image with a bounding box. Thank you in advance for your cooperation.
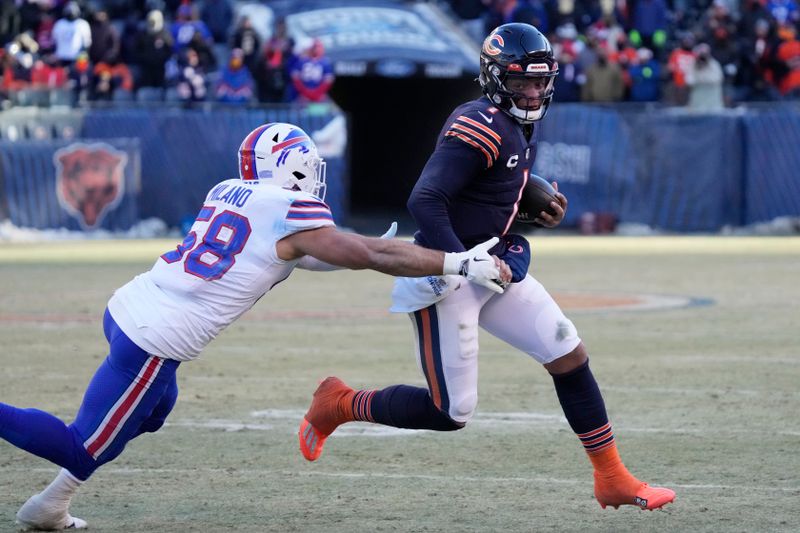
[38,469,83,508]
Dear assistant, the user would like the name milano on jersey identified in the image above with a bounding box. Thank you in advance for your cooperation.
[108,179,334,361]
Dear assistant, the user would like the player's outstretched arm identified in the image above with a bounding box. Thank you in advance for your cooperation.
[278,227,505,293]
[296,222,398,272]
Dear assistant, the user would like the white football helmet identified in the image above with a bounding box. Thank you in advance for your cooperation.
[238,122,327,199]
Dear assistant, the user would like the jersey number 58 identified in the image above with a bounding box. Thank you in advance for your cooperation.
[161,206,252,280]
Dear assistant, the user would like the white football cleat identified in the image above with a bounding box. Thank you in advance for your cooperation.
[15,493,87,530]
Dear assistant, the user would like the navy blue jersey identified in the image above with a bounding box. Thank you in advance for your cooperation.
[408,96,538,253]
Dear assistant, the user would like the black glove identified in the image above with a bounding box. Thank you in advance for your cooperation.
[498,234,531,283]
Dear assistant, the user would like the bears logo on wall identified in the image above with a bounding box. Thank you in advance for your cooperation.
[54,143,128,229]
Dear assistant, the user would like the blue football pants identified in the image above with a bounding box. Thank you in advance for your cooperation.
[0,309,180,480]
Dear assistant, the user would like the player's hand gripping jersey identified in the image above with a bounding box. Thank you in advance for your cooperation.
[391,97,537,312]
[109,180,333,361]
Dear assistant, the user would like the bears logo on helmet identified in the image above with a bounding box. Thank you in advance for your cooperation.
[483,33,504,56]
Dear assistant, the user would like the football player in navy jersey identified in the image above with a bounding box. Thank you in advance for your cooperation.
[299,23,676,511]
[0,123,508,531]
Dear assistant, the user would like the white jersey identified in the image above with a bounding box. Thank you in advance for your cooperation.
[108,179,334,361]
[52,18,91,61]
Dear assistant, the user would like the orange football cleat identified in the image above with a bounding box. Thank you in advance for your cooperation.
[298,377,355,461]
[594,473,676,510]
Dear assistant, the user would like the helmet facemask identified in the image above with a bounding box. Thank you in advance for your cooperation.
[478,23,559,124]
[497,70,557,123]
[284,151,327,200]
[481,60,558,123]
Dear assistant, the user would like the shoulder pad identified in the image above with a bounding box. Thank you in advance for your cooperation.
[286,195,333,223]
[444,105,503,167]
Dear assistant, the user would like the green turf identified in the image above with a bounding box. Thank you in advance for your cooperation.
[0,237,798,532]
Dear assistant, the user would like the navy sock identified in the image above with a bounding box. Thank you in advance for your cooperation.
[550,360,616,454]
[363,385,462,431]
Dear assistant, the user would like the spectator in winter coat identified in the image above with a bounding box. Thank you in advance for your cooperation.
[30,53,67,89]
[168,47,208,103]
[775,24,800,97]
[735,18,781,101]
[254,19,294,103]
[766,0,799,26]
[90,54,133,101]
[629,47,662,101]
[170,3,212,53]
[553,48,585,101]
[186,29,217,71]
[215,48,254,105]
[287,38,334,103]
[581,47,625,101]
[52,2,91,67]
[666,32,696,105]
[686,43,725,110]
[66,52,91,105]
[88,8,119,65]
[134,10,173,89]
[230,15,261,72]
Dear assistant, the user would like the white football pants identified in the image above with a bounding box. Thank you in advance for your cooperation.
[407,275,581,424]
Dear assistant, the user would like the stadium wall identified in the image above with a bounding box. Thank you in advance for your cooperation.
[0,104,798,233]
[0,105,348,232]
[533,104,800,231]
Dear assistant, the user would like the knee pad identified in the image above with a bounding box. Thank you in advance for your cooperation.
[451,393,478,423]
[458,319,479,361]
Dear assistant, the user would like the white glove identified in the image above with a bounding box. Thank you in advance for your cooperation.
[442,237,504,294]
[380,221,398,239]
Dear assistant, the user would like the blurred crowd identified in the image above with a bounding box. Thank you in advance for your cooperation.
[0,0,334,106]
[2,0,799,110]
[449,0,800,108]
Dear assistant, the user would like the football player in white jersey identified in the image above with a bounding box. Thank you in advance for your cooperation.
[0,123,510,531]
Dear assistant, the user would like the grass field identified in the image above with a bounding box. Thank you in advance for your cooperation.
[1,236,798,532]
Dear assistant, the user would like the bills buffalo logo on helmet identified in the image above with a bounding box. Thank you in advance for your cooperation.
[482,33,504,56]
[54,143,127,229]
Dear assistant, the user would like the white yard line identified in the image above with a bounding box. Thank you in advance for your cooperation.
[14,467,799,493]
[161,410,800,437]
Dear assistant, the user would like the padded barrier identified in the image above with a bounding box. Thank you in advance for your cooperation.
[1,104,798,232]
[79,106,348,227]
[0,138,140,231]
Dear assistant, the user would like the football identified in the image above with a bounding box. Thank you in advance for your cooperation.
[516,174,558,227]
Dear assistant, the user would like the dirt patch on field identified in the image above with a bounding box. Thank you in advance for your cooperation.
[553,293,643,309]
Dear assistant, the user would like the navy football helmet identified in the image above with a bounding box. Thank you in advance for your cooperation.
[479,23,559,123]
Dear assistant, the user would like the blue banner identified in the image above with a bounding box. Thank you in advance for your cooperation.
[741,109,800,225]
[0,138,140,231]
[2,104,799,233]
[622,112,745,232]
[533,105,636,227]
[79,106,348,227]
